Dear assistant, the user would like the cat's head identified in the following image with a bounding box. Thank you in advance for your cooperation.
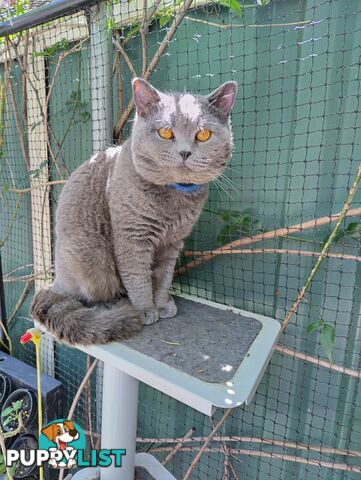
[131,78,237,186]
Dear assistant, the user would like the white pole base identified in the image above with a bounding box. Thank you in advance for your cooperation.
[100,363,139,480]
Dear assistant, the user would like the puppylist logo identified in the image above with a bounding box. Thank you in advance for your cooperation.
[6,419,126,469]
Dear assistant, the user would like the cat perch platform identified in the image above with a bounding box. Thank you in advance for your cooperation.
[38,294,280,480]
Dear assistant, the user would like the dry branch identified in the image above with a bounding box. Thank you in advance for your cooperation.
[68,359,99,419]
[112,36,138,77]
[184,248,361,262]
[162,428,194,466]
[114,0,194,140]
[183,408,232,480]
[8,279,33,326]
[178,207,361,274]
[141,0,148,76]
[151,446,361,473]
[9,180,67,194]
[275,345,361,379]
[137,435,360,458]
[281,164,361,332]
[184,16,313,29]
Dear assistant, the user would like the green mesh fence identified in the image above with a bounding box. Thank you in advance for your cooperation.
[0,0,360,479]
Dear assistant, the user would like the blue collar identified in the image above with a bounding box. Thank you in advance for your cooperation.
[168,183,203,193]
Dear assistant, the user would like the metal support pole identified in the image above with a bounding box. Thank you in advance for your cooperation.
[101,364,139,480]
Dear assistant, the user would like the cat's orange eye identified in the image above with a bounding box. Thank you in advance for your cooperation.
[195,129,212,142]
[158,128,174,140]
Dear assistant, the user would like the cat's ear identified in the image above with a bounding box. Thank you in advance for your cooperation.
[132,78,161,117]
[207,81,238,118]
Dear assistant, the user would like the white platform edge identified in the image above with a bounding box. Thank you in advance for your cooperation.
[36,294,281,416]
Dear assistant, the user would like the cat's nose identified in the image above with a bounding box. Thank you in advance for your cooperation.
[179,151,192,161]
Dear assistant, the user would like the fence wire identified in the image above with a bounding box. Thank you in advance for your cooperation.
[0,0,360,479]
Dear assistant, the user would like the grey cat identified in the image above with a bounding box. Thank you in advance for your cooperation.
[31,78,237,345]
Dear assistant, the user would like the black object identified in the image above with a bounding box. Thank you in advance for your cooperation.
[1,388,37,433]
[11,434,38,479]
[0,351,62,429]
[0,373,12,410]
[0,0,101,36]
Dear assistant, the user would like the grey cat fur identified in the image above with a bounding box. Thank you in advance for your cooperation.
[31,78,237,345]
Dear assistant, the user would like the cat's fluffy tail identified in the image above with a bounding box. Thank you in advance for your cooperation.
[30,288,143,345]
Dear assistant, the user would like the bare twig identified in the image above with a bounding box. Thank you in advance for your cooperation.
[112,36,138,77]
[274,345,361,379]
[183,408,232,480]
[3,412,25,439]
[0,194,23,248]
[0,413,24,480]
[141,0,148,76]
[4,268,54,284]
[178,207,361,274]
[184,248,361,262]
[184,16,312,29]
[6,68,29,170]
[151,446,361,473]
[114,0,194,140]
[68,359,99,419]
[281,164,361,332]
[8,278,33,326]
[162,428,194,466]
[137,436,360,458]
[9,179,67,194]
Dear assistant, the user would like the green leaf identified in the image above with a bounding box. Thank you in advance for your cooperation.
[307,319,323,334]
[345,222,360,239]
[218,0,244,17]
[320,324,335,362]
[1,407,13,417]
[159,13,173,28]
[3,417,12,426]
[257,0,270,5]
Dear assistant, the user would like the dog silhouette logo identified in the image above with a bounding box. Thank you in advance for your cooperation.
[40,419,85,469]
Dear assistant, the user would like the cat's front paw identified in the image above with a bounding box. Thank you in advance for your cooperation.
[158,298,177,319]
[143,309,159,325]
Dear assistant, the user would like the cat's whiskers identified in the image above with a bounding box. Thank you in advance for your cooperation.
[218,172,238,195]
[211,176,233,201]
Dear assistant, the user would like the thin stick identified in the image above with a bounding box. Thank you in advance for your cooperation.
[184,248,361,262]
[3,412,24,439]
[114,50,123,140]
[183,408,232,480]
[9,179,67,194]
[274,345,361,379]
[112,37,138,77]
[6,71,29,170]
[281,164,361,332]
[8,279,33,325]
[151,446,361,473]
[68,359,99,419]
[141,0,148,76]
[0,428,14,480]
[114,0,194,139]
[137,436,360,457]
[184,16,312,29]
[162,428,194,465]
[0,194,22,248]
[178,207,361,274]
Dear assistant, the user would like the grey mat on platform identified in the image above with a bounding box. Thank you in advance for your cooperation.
[123,297,262,383]
[134,467,156,480]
